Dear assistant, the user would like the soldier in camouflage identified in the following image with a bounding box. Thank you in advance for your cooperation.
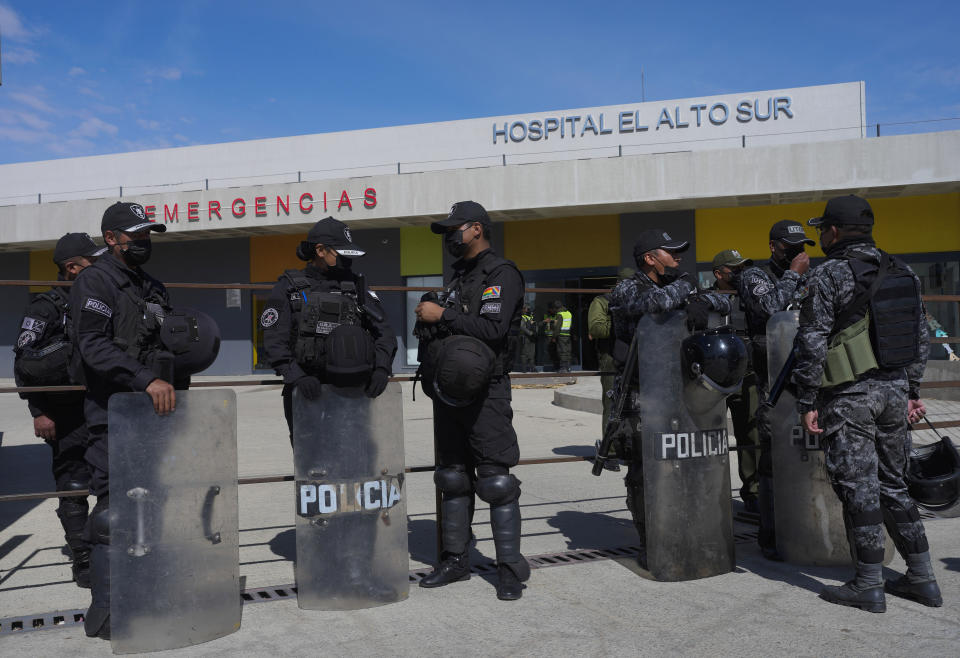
[609,229,732,535]
[736,219,813,560]
[794,195,941,613]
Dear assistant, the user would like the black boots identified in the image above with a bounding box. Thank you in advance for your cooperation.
[820,581,886,613]
[419,552,471,588]
[84,545,110,639]
[885,576,943,607]
[72,548,91,589]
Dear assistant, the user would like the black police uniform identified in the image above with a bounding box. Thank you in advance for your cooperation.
[13,283,91,584]
[418,238,531,599]
[70,203,171,639]
[260,263,396,440]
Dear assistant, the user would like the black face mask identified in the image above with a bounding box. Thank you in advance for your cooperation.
[775,243,804,267]
[122,239,152,266]
[659,266,684,285]
[444,227,472,259]
[727,268,743,290]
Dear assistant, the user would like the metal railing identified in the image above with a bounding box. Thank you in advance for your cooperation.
[0,282,958,509]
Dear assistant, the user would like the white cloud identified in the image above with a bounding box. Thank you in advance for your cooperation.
[78,86,102,99]
[146,67,182,82]
[48,137,96,156]
[4,47,38,63]
[0,4,34,41]
[10,90,56,114]
[68,66,87,76]
[70,117,118,138]
[16,111,51,131]
[0,124,50,144]
[137,118,162,130]
[173,133,189,143]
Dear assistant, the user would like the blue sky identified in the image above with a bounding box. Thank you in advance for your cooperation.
[1,1,958,165]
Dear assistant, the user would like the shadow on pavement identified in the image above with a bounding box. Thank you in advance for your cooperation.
[268,528,295,562]
[942,556,960,572]
[547,509,638,551]
[0,444,54,534]
[551,444,595,457]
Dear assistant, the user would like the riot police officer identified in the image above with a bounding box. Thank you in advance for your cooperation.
[14,233,106,588]
[414,200,530,600]
[736,220,812,560]
[794,195,941,612]
[260,216,396,440]
[70,202,176,640]
[710,250,759,511]
[608,229,732,550]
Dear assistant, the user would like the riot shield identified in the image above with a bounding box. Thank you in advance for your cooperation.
[767,311,893,565]
[293,382,408,610]
[636,311,736,581]
[109,390,240,655]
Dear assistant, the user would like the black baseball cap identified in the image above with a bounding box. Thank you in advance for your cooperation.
[808,195,875,228]
[430,201,492,234]
[306,216,365,257]
[53,232,107,265]
[769,220,815,245]
[101,202,167,234]
[633,229,690,257]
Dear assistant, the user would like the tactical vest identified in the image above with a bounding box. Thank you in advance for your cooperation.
[821,249,922,388]
[98,262,168,365]
[521,314,535,338]
[282,269,365,374]
[14,288,73,386]
[442,255,522,375]
[557,309,572,336]
[542,313,555,337]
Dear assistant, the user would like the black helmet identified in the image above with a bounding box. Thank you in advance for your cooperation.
[324,324,375,387]
[681,327,748,414]
[432,335,496,407]
[159,308,221,375]
[907,437,960,516]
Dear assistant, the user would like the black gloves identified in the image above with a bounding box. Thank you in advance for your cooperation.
[365,368,390,398]
[685,297,712,332]
[296,375,322,400]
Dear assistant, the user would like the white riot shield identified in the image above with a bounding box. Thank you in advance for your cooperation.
[637,311,735,581]
[767,311,893,565]
[109,390,240,655]
[293,383,408,610]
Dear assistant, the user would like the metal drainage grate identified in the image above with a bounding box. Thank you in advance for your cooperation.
[0,609,87,635]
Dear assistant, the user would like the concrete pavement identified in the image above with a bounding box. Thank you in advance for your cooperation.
[1,379,958,656]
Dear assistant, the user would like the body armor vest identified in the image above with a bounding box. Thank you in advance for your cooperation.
[99,263,168,365]
[825,250,922,380]
[14,288,73,386]
[443,255,522,376]
[283,270,365,374]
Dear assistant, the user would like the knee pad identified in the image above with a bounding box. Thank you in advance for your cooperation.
[63,477,91,492]
[88,502,111,545]
[434,465,472,496]
[475,472,521,506]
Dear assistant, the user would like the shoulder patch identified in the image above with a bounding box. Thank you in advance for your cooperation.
[480,302,501,315]
[83,298,112,318]
[17,330,38,348]
[260,307,280,328]
[21,317,47,332]
[481,286,502,300]
[752,282,772,297]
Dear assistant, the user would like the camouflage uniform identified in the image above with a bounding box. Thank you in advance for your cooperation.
[610,270,732,538]
[793,241,930,567]
[737,258,807,551]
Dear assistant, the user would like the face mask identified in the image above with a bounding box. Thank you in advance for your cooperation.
[122,239,152,265]
[659,266,683,285]
[727,269,743,289]
[775,243,803,267]
[444,226,473,259]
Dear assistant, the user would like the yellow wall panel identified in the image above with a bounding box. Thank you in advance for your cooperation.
[505,215,620,270]
[29,249,57,292]
[250,235,303,282]
[400,226,441,276]
[696,193,960,263]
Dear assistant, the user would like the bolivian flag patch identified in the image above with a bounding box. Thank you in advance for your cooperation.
[481,286,502,300]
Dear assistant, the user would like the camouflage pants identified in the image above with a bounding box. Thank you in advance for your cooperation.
[820,380,930,564]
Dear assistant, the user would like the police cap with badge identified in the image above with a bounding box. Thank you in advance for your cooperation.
[769,219,816,245]
[101,202,168,235]
[53,232,108,265]
[297,216,366,261]
[632,229,689,264]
